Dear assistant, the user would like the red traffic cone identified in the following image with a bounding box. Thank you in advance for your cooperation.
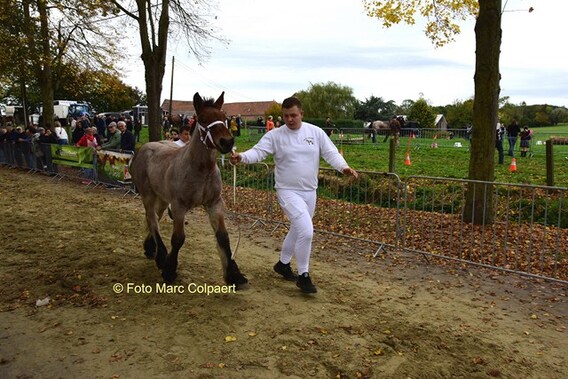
[405,152,411,166]
[509,158,517,172]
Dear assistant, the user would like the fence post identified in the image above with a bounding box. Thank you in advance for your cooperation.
[546,140,554,187]
[388,138,396,173]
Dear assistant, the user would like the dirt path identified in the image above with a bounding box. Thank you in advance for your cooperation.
[0,167,566,379]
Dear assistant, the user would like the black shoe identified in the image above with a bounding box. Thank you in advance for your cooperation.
[273,261,297,281]
[296,272,317,293]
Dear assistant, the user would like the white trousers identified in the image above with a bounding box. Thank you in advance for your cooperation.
[277,189,316,275]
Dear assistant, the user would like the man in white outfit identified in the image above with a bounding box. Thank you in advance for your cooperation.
[230,96,358,293]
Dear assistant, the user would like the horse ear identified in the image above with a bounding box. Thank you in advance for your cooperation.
[193,92,203,113]
[214,91,225,110]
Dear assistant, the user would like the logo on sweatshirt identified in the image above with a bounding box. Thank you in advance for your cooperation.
[304,137,314,145]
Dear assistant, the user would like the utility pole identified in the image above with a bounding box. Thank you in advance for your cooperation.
[168,56,174,117]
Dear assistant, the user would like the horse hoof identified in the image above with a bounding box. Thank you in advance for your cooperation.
[235,282,250,291]
[162,270,177,283]
[228,273,248,288]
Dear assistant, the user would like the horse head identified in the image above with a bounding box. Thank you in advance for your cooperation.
[193,91,234,154]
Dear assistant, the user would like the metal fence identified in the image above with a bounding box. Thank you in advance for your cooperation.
[400,177,567,281]
[3,141,565,283]
[218,162,567,283]
[238,126,568,156]
[0,140,135,193]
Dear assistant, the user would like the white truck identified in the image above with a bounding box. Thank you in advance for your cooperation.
[42,100,95,126]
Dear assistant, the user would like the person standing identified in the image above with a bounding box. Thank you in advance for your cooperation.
[506,119,521,157]
[54,120,69,145]
[134,115,142,142]
[230,96,358,294]
[97,122,121,151]
[519,126,532,157]
[495,121,505,164]
[229,116,238,136]
[95,114,106,140]
[235,114,243,136]
[324,117,335,137]
[117,121,136,151]
[266,115,275,132]
[174,124,191,147]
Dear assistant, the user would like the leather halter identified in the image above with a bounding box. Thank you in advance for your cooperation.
[197,120,227,149]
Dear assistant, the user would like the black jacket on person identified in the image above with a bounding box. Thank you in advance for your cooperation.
[39,133,58,144]
[120,129,136,152]
[507,122,521,137]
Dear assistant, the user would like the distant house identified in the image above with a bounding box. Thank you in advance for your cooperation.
[160,99,279,122]
[161,100,195,117]
[435,114,448,130]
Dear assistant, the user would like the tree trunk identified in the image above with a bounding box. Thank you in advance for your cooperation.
[143,55,166,142]
[136,0,169,142]
[463,0,502,225]
[37,0,54,129]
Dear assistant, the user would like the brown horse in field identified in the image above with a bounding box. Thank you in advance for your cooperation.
[130,92,248,287]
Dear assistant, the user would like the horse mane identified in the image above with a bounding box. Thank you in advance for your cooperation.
[201,98,217,107]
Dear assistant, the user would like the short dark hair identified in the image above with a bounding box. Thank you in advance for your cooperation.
[282,96,302,110]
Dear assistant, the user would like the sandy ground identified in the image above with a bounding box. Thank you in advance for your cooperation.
[0,167,567,379]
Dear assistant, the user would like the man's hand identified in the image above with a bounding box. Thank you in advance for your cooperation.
[230,152,241,165]
[342,167,358,179]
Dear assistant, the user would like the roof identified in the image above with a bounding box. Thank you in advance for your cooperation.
[161,100,194,116]
[160,99,279,119]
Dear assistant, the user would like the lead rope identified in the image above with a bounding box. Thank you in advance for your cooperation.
[231,146,240,260]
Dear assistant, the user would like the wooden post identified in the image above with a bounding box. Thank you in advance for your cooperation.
[546,140,554,187]
[388,138,396,173]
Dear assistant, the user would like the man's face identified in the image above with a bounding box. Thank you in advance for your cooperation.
[283,105,303,130]
[117,124,126,133]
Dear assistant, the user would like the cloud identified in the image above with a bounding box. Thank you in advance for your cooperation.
[123,0,568,107]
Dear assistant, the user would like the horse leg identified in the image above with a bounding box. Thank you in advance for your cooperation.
[142,195,169,270]
[206,201,248,289]
[162,204,186,283]
[143,234,156,259]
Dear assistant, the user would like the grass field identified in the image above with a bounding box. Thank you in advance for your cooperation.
[138,124,568,187]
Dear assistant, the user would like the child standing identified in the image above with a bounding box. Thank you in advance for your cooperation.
[519,126,532,157]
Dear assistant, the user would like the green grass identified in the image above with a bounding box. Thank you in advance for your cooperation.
[136,124,568,188]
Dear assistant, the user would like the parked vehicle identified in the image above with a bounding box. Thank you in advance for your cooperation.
[40,100,95,126]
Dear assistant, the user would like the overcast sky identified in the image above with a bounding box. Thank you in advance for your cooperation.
[122,0,568,108]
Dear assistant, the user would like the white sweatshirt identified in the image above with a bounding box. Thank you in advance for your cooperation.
[240,122,349,191]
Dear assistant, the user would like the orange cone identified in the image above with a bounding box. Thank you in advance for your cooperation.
[405,152,411,166]
[509,158,517,172]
